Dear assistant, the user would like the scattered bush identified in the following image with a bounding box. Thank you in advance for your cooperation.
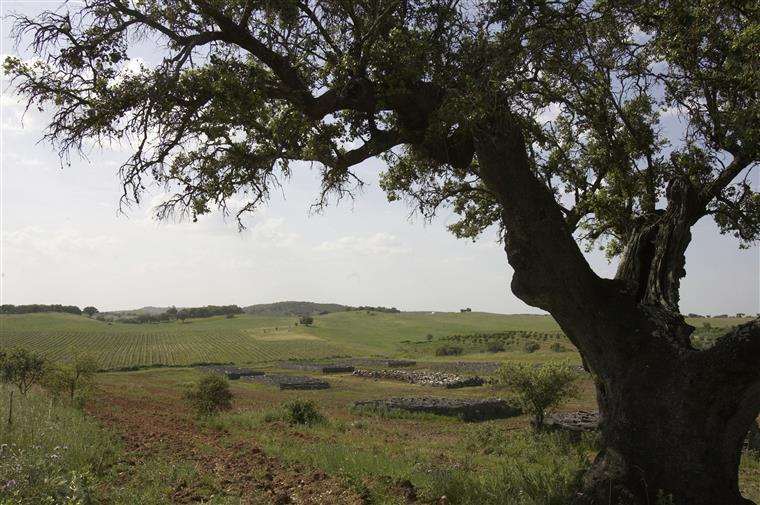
[184,375,233,416]
[43,352,99,404]
[549,343,567,353]
[435,345,464,356]
[523,342,541,353]
[1,348,47,396]
[283,399,325,426]
[498,362,578,430]
[426,334,434,342]
[486,341,505,353]
[299,315,314,326]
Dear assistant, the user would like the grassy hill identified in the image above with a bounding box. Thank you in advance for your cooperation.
[0,311,752,369]
[244,301,351,316]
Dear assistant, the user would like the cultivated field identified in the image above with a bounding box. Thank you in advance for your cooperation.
[0,311,747,369]
[1,311,757,504]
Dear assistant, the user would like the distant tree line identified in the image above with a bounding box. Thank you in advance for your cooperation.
[0,304,83,315]
[348,306,401,313]
[118,305,243,324]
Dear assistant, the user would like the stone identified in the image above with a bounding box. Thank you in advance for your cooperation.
[352,368,484,388]
[543,410,600,434]
[277,361,354,373]
[194,365,264,380]
[352,397,521,421]
[242,374,330,390]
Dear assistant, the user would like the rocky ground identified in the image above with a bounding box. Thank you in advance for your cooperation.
[352,369,484,388]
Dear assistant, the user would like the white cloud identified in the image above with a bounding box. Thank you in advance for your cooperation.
[316,232,411,256]
[249,217,298,246]
[2,226,122,255]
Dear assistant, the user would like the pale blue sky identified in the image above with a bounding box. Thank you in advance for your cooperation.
[0,1,757,315]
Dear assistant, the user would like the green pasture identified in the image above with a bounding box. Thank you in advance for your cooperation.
[0,311,752,369]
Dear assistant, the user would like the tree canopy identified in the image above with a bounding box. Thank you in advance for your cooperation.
[6,1,757,261]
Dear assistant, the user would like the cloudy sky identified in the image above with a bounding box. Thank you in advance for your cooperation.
[1,2,758,315]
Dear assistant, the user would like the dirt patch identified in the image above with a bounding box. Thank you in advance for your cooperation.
[88,387,366,505]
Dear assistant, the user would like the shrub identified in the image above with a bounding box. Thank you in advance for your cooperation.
[299,315,314,326]
[43,352,99,404]
[523,342,541,353]
[283,399,325,425]
[426,334,434,342]
[549,343,567,353]
[1,348,47,396]
[486,341,505,353]
[436,345,464,356]
[184,375,233,416]
[498,362,578,430]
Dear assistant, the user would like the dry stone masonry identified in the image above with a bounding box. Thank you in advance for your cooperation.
[352,368,484,388]
[340,358,416,367]
[543,411,600,433]
[277,361,355,373]
[242,374,330,390]
[195,365,265,380]
[353,397,521,421]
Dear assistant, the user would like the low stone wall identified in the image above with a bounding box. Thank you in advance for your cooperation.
[277,362,355,373]
[353,397,521,421]
[543,411,600,433]
[243,374,330,390]
[353,368,484,388]
[341,358,416,368]
[195,365,264,380]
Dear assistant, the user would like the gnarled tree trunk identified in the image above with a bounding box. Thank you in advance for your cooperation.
[472,116,760,505]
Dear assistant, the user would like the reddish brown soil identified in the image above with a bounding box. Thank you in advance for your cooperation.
[88,388,368,505]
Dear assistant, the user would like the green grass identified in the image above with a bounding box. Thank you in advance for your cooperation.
[0,311,564,368]
[1,312,751,368]
[0,386,118,504]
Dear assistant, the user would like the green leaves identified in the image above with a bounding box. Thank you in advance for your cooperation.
[498,361,579,430]
[4,0,758,249]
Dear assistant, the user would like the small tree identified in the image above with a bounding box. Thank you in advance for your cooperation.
[299,315,314,326]
[498,362,578,430]
[184,374,233,416]
[82,306,99,318]
[2,348,47,396]
[44,352,99,402]
[166,306,178,319]
[486,341,506,353]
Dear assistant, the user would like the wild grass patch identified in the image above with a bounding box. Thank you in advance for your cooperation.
[0,386,117,504]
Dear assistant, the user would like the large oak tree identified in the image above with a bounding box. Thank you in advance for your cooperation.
[5,1,760,503]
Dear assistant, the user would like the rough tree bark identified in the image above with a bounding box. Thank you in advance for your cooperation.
[472,116,760,505]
